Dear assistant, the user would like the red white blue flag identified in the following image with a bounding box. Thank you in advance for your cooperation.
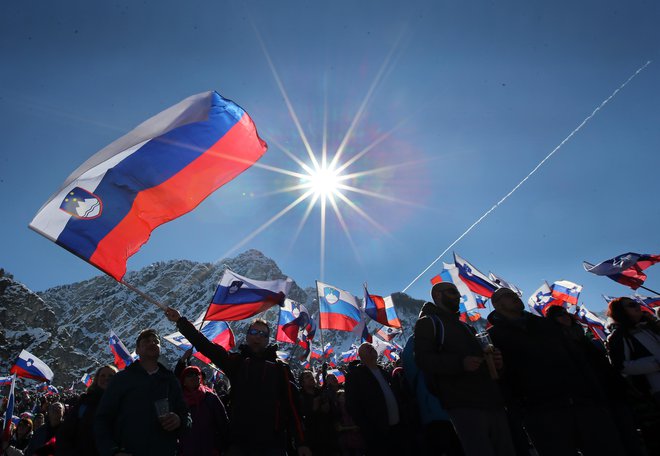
[2,374,16,441]
[375,325,402,341]
[0,376,13,387]
[326,369,346,384]
[576,305,608,341]
[29,91,267,281]
[340,346,359,364]
[317,281,361,331]
[550,280,583,305]
[205,270,292,321]
[80,373,93,388]
[431,262,487,321]
[109,330,135,370]
[10,350,54,383]
[584,253,660,290]
[453,253,499,298]
[276,299,310,345]
[528,282,564,316]
[164,311,235,364]
[364,286,402,329]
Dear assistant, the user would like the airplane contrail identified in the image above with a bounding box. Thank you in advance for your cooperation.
[402,60,652,293]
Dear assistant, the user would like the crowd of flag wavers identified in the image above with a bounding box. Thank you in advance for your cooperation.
[2,251,660,455]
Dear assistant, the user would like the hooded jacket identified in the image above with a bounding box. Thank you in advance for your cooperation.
[413,302,504,410]
[176,317,305,450]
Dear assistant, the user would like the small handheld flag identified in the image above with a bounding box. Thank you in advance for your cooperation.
[205,269,292,321]
[364,286,402,329]
[317,281,361,332]
[109,330,135,370]
[80,373,93,388]
[528,282,564,316]
[2,374,16,441]
[550,280,583,305]
[453,253,499,298]
[164,311,235,365]
[10,350,54,382]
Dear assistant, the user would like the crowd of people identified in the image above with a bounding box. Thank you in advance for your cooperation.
[2,283,660,456]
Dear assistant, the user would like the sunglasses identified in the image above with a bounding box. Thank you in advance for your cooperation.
[247,328,269,338]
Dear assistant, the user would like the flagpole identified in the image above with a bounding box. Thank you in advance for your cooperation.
[120,281,166,310]
[639,285,660,296]
[315,281,325,361]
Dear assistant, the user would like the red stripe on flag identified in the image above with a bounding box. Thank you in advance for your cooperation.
[320,313,359,331]
[91,115,267,280]
[205,301,274,321]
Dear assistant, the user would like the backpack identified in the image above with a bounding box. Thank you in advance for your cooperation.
[401,316,450,423]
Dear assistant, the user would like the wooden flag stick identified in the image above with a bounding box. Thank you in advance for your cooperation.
[120,281,166,310]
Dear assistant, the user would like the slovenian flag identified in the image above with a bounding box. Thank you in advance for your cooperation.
[276,299,310,345]
[0,376,13,387]
[528,282,564,316]
[10,350,54,383]
[326,369,346,384]
[550,280,582,305]
[80,373,93,388]
[453,253,499,298]
[576,305,609,341]
[2,374,16,441]
[584,253,660,290]
[205,270,292,321]
[164,311,235,364]
[109,330,135,370]
[29,91,267,282]
[375,325,402,341]
[432,262,487,311]
[340,346,359,364]
[364,286,402,329]
[317,281,361,332]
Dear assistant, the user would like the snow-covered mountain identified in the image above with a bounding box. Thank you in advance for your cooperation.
[0,250,426,387]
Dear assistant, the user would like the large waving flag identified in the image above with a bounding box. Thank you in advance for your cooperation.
[206,270,292,321]
[453,253,499,298]
[550,280,583,305]
[2,374,16,441]
[276,299,310,345]
[317,281,361,331]
[10,350,54,382]
[326,369,346,384]
[528,282,564,316]
[339,346,359,364]
[584,253,660,290]
[431,262,487,312]
[363,286,402,329]
[164,311,235,364]
[29,91,267,281]
[109,330,135,370]
[634,295,660,309]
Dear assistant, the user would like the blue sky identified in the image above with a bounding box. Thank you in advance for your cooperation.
[1,0,659,313]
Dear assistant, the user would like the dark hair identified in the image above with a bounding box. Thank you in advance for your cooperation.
[248,318,270,335]
[90,365,118,391]
[545,305,569,319]
[136,329,160,347]
[607,297,638,329]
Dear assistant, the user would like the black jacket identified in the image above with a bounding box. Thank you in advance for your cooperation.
[56,388,104,456]
[487,311,606,407]
[94,361,192,456]
[414,302,504,410]
[177,317,306,450]
[345,363,398,436]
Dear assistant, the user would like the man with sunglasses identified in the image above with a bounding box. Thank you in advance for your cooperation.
[165,307,310,456]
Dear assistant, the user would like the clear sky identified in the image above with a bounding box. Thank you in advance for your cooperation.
[1,0,659,313]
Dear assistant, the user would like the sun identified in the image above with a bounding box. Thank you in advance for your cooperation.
[301,165,342,198]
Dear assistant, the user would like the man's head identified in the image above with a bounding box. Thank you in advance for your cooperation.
[48,402,64,426]
[135,329,161,361]
[491,288,524,318]
[246,319,270,354]
[431,282,461,313]
[358,342,378,368]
